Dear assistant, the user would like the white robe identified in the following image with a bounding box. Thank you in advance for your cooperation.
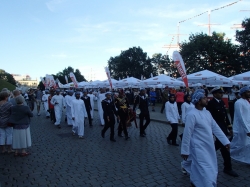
[42,94,50,117]
[87,93,94,119]
[71,99,87,136]
[97,93,106,125]
[165,101,180,123]
[181,108,230,187]
[65,95,74,126]
[230,98,250,164]
[181,102,194,124]
[51,95,65,125]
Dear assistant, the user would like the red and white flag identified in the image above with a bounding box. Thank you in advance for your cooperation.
[104,67,112,89]
[69,72,78,88]
[46,74,57,89]
[172,51,188,87]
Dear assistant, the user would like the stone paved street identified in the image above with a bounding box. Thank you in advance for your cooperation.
[1,105,250,187]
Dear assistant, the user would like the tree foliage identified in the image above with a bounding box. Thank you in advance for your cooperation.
[236,18,250,72]
[108,47,157,79]
[150,53,178,77]
[0,69,16,86]
[179,32,240,77]
[56,66,86,84]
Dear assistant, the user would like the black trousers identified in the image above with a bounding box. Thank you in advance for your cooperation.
[86,108,92,125]
[49,108,55,123]
[215,138,232,170]
[177,102,183,116]
[228,101,234,122]
[160,101,167,113]
[118,112,128,137]
[102,117,115,140]
[167,123,178,144]
[139,112,150,135]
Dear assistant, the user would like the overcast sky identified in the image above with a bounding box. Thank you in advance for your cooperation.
[1,0,249,81]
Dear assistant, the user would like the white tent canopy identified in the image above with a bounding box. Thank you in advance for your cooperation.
[116,77,142,87]
[177,70,235,87]
[142,74,185,87]
[231,71,250,80]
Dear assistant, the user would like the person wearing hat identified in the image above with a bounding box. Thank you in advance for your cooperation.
[133,89,150,137]
[181,90,230,187]
[81,90,92,127]
[230,86,250,164]
[50,89,66,129]
[160,86,169,113]
[65,90,74,126]
[71,92,87,139]
[206,86,238,177]
[101,92,119,142]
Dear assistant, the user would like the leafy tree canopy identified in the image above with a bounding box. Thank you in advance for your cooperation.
[0,69,16,86]
[108,46,157,79]
[236,18,250,72]
[179,32,240,76]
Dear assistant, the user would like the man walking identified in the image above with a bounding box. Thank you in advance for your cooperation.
[181,90,230,186]
[81,90,92,127]
[51,89,65,129]
[65,90,74,126]
[207,86,238,177]
[71,92,87,139]
[133,89,150,137]
[35,87,43,116]
[230,86,250,164]
[160,87,169,113]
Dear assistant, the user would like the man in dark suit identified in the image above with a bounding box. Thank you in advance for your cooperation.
[207,86,238,177]
[81,90,92,126]
[133,89,151,137]
[101,92,119,142]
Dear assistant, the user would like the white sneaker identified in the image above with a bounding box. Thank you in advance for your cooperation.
[181,164,187,175]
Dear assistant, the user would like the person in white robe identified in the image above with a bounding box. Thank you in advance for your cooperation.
[181,94,194,124]
[65,90,75,126]
[50,90,66,128]
[231,86,250,164]
[96,88,106,126]
[87,90,95,120]
[165,94,180,146]
[42,90,50,118]
[71,92,87,139]
[181,90,230,187]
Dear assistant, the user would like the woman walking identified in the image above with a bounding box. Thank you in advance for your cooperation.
[9,95,33,156]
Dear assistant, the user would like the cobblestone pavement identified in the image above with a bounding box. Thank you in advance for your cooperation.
[1,107,250,187]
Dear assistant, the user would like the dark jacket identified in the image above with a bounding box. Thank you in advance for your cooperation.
[81,96,92,110]
[101,99,118,120]
[207,98,231,135]
[133,95,149,114]
[9,105,33,125]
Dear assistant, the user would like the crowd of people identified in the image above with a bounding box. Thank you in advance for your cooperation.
[1,84,250,186]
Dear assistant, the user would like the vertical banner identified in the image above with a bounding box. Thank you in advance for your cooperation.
[172,51,188,87]
[65,75,68,84]
[69,72,78,88]
[104,67,112,89]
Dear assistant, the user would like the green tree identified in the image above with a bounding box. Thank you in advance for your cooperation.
[0,69,16,85]
[236,17,250,72]
[108,46,157,79]
[56,66,86,84]
[151,53,178,77]
[180,32,240,76]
